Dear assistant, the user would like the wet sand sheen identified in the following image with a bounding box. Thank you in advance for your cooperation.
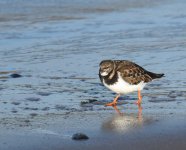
[0,0,186,149]
[1,111,186,150]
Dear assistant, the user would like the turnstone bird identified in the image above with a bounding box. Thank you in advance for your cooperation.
[99,60,164,106]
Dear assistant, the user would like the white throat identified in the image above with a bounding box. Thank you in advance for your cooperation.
[100,72,108,76]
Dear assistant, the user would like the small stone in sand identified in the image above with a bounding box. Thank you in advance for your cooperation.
[72,133,89,140]
[80,99,97,105]
[30,113,38,117]
[11,102,21,105]
[11,110,18,113]
[10,73,22,78]
[37,92,51,96]
[26,97,41,102]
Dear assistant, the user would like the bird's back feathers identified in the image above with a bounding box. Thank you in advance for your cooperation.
[99,60,164,85]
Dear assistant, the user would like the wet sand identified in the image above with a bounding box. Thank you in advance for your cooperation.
[1,110,186,150]
[0,0,186,149]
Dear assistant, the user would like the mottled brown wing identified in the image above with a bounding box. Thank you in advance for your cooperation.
[115,60,153,85]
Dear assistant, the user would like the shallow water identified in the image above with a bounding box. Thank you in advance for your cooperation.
[0,0,186,125]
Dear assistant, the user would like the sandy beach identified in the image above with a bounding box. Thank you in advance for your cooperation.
[0,0,186,149]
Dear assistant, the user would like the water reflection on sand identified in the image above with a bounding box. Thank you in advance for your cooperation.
[102,105,149,133]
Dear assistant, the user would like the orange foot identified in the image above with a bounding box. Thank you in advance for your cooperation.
[105,94,120,107]
[105,101,117,106]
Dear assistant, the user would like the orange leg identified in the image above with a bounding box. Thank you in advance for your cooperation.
[135,89,142,105]
[105,94,120,106]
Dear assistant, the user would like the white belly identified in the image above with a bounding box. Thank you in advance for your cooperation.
[103,74,146,94]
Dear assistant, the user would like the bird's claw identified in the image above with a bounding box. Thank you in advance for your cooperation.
[105,102,117,107]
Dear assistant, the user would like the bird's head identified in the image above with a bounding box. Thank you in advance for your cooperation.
[99,60,115,77]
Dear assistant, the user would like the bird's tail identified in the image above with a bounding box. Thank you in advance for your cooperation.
[146,71,165,79]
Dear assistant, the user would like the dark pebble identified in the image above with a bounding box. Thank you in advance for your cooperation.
[41,107,50,111]
[81,99,97,105]
[37,92,51,96]
[24,107,38,110]
[11,110,18,113]
[72,133,89,140]
[30,113,38,117]
[49,76,62,80]
[11,102,21,105]
[10,73,22,78]
[55,105,66,110]
[26,97,41,102]
[24,119,30,123]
